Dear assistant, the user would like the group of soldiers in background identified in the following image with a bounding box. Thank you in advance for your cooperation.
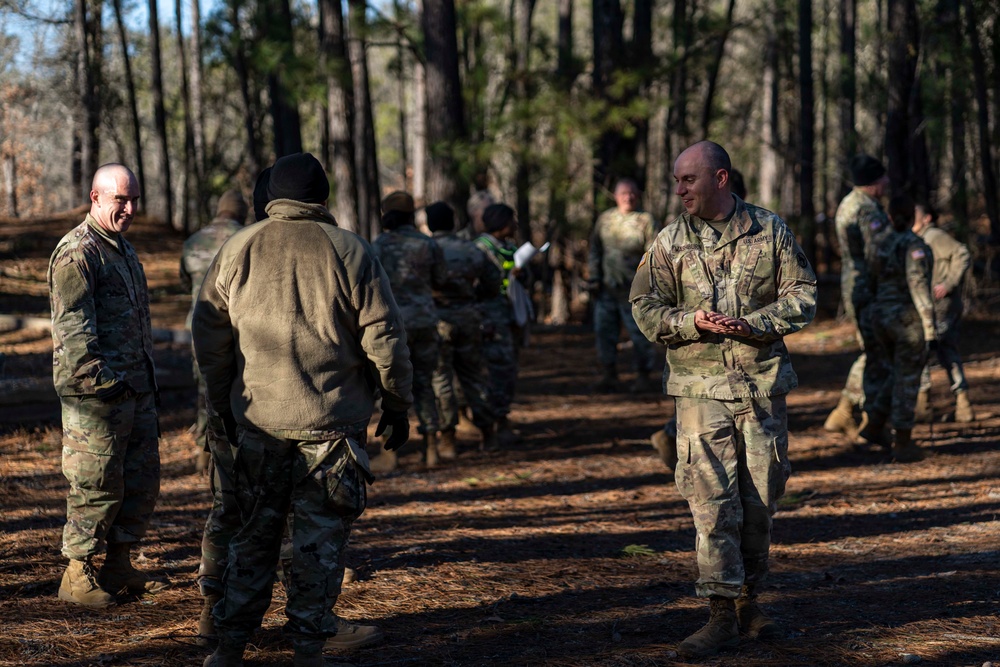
[823,154,975,461]
[46,140,977,664]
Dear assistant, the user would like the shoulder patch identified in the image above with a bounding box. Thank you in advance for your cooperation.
[911,248,925,260]
[870,221,883,230]
[637,252,648,269]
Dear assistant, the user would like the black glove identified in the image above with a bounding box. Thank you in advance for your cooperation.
[95,380,135,404]
[375,409,410,451]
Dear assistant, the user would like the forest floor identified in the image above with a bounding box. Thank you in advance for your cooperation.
[1,214,999,667]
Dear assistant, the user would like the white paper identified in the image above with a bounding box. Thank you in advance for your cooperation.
[513,241,551,269]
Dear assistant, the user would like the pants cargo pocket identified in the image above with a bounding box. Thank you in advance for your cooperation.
[321,455,366,523]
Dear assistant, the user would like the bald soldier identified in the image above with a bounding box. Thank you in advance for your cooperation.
[48,164,170,608]
[631,141,816,658]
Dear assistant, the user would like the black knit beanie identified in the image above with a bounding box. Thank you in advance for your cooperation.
[253,167,272,222]
[267,153,329,204]
[849,154,886,186]
[426,202,455,232]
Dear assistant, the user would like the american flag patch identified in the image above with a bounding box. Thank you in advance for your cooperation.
[911,249,925,260]
[870,221,882,230]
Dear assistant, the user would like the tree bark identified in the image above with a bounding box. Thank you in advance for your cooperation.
[760,12,780,210]
[318,0,359,233]
[514,0,537,243]
[798,0,816,265]
[348,0,381,240]
[838,0,856,187]
[591,0,625,204]
[422,0,466,209]
[229,0,261,178]
[701,0,737,138]
[175,0,195,232]
[2,155,17,217]
[111,0,146,211]
[664,0,690,199]
[75,0,102,201]
[262,0,303,158]
[944,0,967,232]
[149,0,174,226]
[963,0,1000,241]
[885,0,918,196]
[188,0,208,220]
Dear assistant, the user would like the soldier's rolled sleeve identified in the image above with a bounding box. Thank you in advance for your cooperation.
[192,258,236,415]
[630,248,702,345]
[906,250,937,341]
[354,253,414,413]
[741,227,817,343]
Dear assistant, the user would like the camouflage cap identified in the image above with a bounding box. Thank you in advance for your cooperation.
[217,189,248,222]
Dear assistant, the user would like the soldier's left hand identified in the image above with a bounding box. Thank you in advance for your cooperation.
[933,284,948,300]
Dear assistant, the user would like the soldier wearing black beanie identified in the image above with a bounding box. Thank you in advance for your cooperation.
[266,152,329,204]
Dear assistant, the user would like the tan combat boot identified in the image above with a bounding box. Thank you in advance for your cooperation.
[735,585,781,640]
[424,432,440,468]
[823,395,858,436]
[856,412,891,451]
[891,428,925,463]
[99,543,171,595]
[197,593,222,647]
[369,449,398,474]
[203,640,246,667]
[324,616,384,650]
[955,391,975,423]
[650,428,678,472]
[677,597,740,658]
[438,429,457,460]
[58,557,116,608]
[914,390,931,423]
[595,364,618,393]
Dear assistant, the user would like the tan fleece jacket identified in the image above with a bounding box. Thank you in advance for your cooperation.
[192,199,413,439]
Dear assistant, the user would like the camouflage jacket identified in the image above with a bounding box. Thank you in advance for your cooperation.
[431,231,502,312]
[48,215,156,397]
[180,216,243,328]
[372,225,446,331]
[192,199,413,439]
[871,230,936,341]
[589,207,661,294]
[630,198,817,399]
[835,188,889,309]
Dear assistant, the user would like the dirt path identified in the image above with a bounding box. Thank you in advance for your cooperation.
[1,216,999,666]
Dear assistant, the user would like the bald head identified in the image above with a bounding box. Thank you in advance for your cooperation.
[673,141,734,221]
[90,164,140,234]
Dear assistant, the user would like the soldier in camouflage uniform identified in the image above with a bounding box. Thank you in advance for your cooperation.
[425,202,503,456]
[824,155,891,438]
[457,190,496,241]
[180,189,248,471]
[630,142,816,658]
[48,164,170,608]
[912,201,975,423]
[857,196,936,462]
[475,203,522,445]
[372,191,447,469]
[193,153,412,667]
[589,178,661,393]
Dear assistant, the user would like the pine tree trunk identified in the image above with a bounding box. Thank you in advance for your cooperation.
[963,0,1000,241]
[514,0,537,243]
[3,155,17,217]
[348,0,381,240]
[111,0,146,210]
[76,0,102,200]
[318,0,359,233]
[264,0,303,158]
[885,0,918,195]
[798,0,816,265]
[944,0,967,233]
[760,16,780,210]
[422,0,466,209]
[700,0,736,138]
[230,1,261,178]
[149,0,173,226]
[838,0,856,189]
[189,0,208,220]
[175,0,195,233]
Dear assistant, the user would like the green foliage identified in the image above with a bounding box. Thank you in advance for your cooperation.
[620,544,658,558]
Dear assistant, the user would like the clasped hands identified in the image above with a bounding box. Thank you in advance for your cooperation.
[694,309,751,337]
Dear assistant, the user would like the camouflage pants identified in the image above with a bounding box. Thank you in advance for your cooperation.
[192,350,209,449]
[60,392,160,560]
[867,307,928,429]
[198,415,239,596]
[432,311,496,431]
[674,395,790,599]
[919,304,968,394]
[594,289,655,372]
[482,317,518,419]
[841,304,878,407]
[408,326,442,434]
[214,429,366,644]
